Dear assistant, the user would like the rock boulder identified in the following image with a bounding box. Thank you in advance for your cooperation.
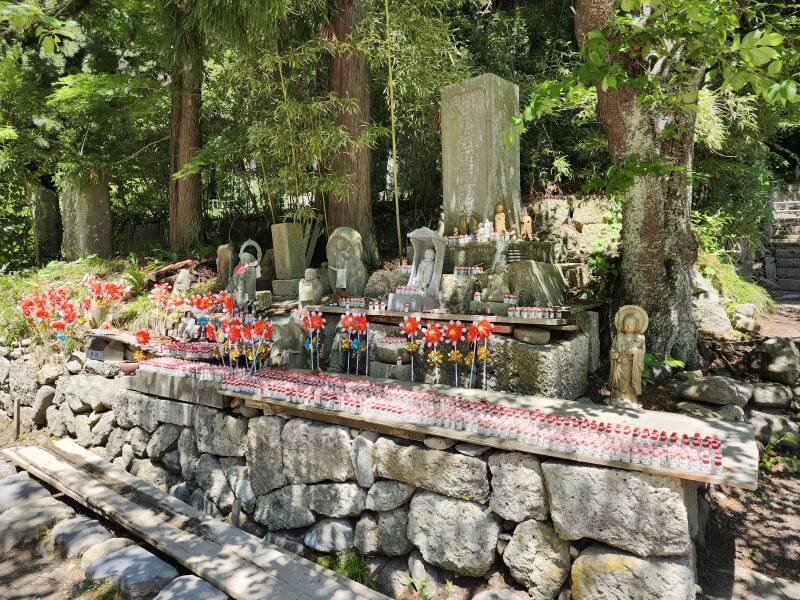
[541,462,691,557]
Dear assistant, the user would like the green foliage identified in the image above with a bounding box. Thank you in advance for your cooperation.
[759,435,800,473]
[585,199,622,302]
[642,354,685,386]
[696,250,775,315]
[314,549,372,586]
[0,181,33,269]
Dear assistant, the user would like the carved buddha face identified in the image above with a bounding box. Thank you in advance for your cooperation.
[621,314,639,334]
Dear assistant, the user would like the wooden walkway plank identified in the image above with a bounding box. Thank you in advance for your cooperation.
[2,440,388,600]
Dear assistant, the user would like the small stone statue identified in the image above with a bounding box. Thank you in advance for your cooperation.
[227,239,262,312]
[437,211,445,237]
[520,209,534,241]
[468,215,479,236]
[413,248,436,289]
[172,269,193,296]
[457,214,468,236]
[484,264,510,303]
[494,203,507,234]
[609,305,648,408]
[327,227,368,298]
[298,268,323,308]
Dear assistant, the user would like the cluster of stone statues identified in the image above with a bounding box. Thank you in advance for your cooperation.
[438,203,534,242]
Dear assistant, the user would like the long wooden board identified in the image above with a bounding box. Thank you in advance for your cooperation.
[312,305,580,331]
[223,371,759,490]
[2,440,388,600]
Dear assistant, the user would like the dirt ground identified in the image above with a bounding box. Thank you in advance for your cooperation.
[699,472,800,598]
[758,302,800,339]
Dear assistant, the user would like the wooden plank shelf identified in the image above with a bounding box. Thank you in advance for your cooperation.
[311,305,580,332]
[222,371,759,490]
[2,440,389,600]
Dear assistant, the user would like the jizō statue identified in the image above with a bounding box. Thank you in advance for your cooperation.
[227,239,262,311]
[413,248,436,289]
[609,305,648,407]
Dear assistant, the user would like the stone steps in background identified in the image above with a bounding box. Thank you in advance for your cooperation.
[776,267,800,280]
[776,279,800,291]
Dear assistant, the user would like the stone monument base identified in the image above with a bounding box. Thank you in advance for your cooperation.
[272,278,302,300]
[369,361,413,381]
[468,300,509,316]
[513,327,550,345]
[255,290,273,313]
[388,291,440,312]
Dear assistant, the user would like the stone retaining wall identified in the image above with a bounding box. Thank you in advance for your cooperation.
[1,349,698,600]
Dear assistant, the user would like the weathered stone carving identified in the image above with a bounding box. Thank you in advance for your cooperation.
[227,239,262,311]
[609,305,648,407]
[326,227,368,297]
[298,268,323,308]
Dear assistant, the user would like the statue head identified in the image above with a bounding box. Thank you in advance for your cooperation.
[614,305,648,335]
[422,248,435,262]
[495,203,505,215]
[304,268,317,282]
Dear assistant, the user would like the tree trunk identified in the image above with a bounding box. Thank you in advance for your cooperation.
[329,0,378,266]
[31,179,62,264]
[60,173,113,260]
[575,0,700,367]
[169,16,203,253]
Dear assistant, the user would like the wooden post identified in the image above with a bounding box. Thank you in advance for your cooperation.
[13,396,20,441]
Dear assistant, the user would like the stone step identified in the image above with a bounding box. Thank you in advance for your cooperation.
[776,256,800,269]
[776,247,800,260]
[777,279,800,291]
[776,267,800,279]
[773,224,800,235]
[773,235,800,244]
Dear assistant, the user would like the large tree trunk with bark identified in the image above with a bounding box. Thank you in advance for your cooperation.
[169,15,203,253]
[329,0,378,266]
[575,0,701,367]
[60,172,113,260]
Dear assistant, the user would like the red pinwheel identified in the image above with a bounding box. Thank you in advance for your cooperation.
[205,323,216,341]
[445,321,465,344]
[422,324,443,346]
[341,314,354,332]
[352,315,368,333]
[467,324,479,344]
[475,319,493,339]
[400,315,421,337]
[135,330,151,346]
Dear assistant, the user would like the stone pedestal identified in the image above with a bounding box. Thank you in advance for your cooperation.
[255,291,273,313]
[272,223,306,280]
[468,300,508,316]
[513,327,550,345]
[507,260,566,306]
[369,361,413,381]
[442,73,521,235]
[272,278,302,300]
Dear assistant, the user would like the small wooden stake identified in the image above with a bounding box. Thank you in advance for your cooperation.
[13,396,20,441]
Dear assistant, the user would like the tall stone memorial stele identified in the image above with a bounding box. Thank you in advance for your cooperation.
[271,222,306,281]
[327,227,368,297]
[609,305,648,408]
[271,222,306,300]
[441,73,522,237]
[388,227,445,312]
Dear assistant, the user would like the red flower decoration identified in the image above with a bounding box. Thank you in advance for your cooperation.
[135,330,151,345]
[467,325,479,344]
[206,323,216,341]
[352,315,368,333]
